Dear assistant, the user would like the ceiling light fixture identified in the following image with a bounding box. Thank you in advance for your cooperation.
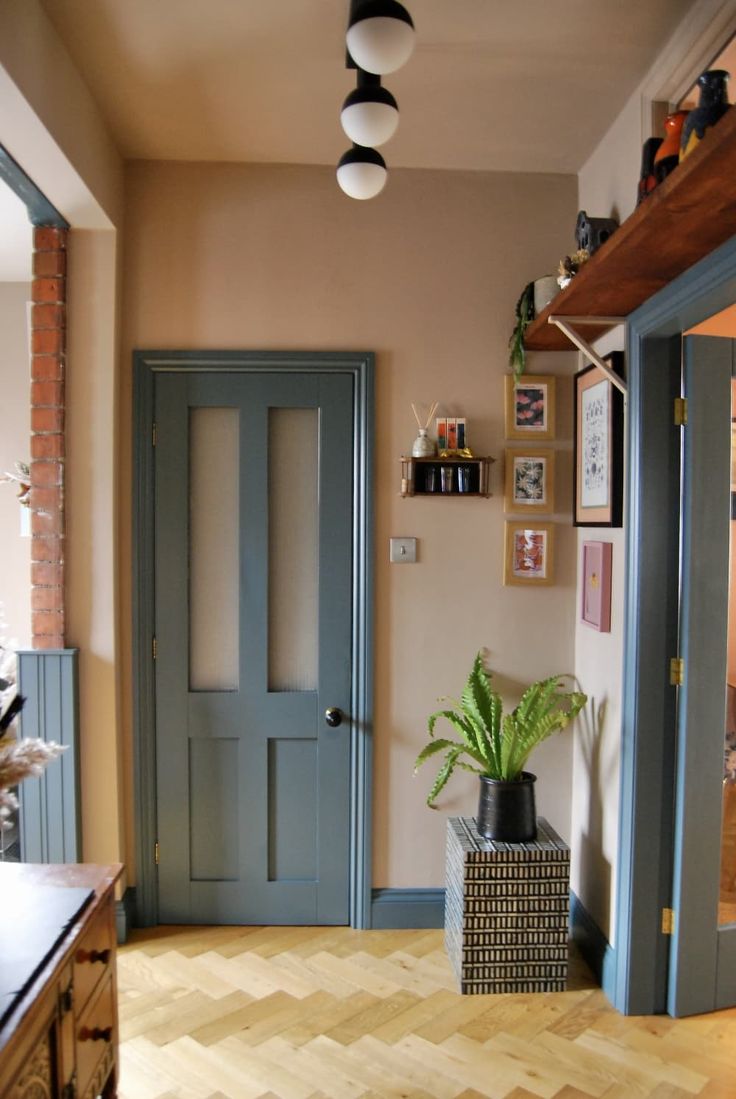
[336,0,415,200]
[346,0,415,75]
[336,144,388,200]
[341,70,399,147]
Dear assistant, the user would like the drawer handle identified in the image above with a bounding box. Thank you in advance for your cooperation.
[76,947,111,965]
[79,1025,113,1043]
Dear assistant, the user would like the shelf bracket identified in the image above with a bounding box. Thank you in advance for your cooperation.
[548,315,628,395]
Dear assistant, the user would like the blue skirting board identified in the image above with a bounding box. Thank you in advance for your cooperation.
[569,890,617,1001]
[370,888,445,929]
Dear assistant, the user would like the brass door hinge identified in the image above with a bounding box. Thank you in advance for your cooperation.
[669,656,684,686]
[154,841,160,866]
[674,397,688,426]
[152,421,157,446]
[662,907,675,935]
[152,636,158,661]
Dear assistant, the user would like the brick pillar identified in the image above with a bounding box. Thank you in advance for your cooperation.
[30,226,67,650]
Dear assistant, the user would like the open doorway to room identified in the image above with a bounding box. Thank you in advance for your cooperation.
[0,179,32,863]
[0,180,32,646]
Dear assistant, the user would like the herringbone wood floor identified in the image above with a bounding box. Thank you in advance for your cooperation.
[118,926,736,1099]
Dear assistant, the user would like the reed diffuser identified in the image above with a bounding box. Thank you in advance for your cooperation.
[411,402,439,457]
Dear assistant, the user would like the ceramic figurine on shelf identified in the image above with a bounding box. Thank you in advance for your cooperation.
[653,110,688,182]
[637,136,663,203]
[575,211,618,256]
[410,402,439,457]
[680,70,731,160]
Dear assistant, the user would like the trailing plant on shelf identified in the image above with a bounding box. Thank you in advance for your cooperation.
[508,282,535,380]
[414,651,586,809]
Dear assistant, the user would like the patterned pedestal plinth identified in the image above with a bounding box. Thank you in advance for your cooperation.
[445,816,570,994]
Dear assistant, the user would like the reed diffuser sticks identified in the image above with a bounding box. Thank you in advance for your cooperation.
[411,402,438,431]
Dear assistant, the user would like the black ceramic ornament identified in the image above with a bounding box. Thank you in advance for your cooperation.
[680,70,731,160]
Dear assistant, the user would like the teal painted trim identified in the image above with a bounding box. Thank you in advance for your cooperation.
[16,649,80,863]
[351,355,374,929]
[618,231,736,1016]
[132,360,159,925]
[115,888,136,944]
[132,351,374,929]
[371,888,445,929]
[0,144,68,227]
[569,891,616,1002]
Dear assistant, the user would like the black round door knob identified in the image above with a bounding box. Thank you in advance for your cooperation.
[325,708,343,727]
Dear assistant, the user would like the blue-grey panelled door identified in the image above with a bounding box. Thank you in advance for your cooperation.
[154,370,353,924]
[668,335,736,1015]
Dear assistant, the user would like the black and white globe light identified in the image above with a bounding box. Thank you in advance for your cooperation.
[341,71,399,147]
[346,0,415,75]
[336,144,387,200]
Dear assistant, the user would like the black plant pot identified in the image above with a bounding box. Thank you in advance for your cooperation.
[477,772,537,842]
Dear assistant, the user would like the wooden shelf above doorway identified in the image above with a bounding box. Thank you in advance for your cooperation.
[524,106,736,352]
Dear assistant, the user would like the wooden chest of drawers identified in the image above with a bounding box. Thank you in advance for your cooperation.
[0,864,122,1099]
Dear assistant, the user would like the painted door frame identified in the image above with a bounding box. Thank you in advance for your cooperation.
[132,350,374,929]
[614,234,736,1014]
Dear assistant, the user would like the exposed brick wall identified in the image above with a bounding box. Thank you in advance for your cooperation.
[30,226,67,649]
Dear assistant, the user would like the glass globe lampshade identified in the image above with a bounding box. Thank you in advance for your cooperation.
[341,83,399,146]
[346,1,415,75]
[336,145,388,200]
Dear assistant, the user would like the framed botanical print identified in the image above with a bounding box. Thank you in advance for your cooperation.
[573,353,624,527]
[503,521,554,586]
[504,448,555,513]
[504,375,556,441]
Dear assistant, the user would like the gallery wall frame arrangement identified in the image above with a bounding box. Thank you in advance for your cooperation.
[573,352,625,527]
[504,447,556,514]
[504,521,555,586]
[581,540,613,632]
[504,375,556,441]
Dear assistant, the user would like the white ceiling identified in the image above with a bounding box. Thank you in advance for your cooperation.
[38,0,695,174]
[2,0,698,275]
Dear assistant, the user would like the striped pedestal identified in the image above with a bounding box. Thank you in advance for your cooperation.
[445,816,570,994]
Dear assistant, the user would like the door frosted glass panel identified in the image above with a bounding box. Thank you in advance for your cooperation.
[189,408,240,691]
[268,408,318,692]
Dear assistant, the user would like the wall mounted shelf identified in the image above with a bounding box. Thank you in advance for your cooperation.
[400,455,494,497]
[524,106,736,353]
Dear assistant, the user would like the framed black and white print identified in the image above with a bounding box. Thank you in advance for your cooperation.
[573,353,624,527]
[504,448,555,513]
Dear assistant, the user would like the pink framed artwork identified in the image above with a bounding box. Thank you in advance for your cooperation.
[581,540,612,631]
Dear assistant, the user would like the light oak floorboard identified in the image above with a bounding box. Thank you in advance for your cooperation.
[118,927,736,1099]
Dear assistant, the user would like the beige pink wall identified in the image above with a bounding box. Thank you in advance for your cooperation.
[7,0,723,909]
[0,283,32,648]
[568,0,736,946]
[120,161,578,887]
[1,1,126,872]
[570,83,640,943]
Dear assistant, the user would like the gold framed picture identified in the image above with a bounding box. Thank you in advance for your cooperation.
[504,447,555,513]
[503,521,555,586]
[504,375,556,441]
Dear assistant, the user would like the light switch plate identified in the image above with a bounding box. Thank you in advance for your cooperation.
[390,537,417,563]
